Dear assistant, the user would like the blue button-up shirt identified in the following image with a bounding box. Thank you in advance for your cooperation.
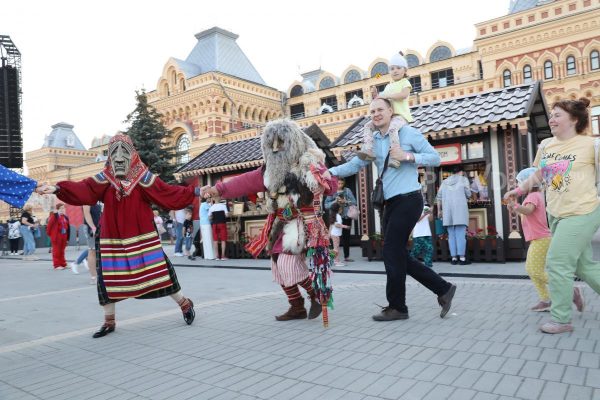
[329,125,441,199]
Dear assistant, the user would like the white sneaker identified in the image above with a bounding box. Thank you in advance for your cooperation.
[89,277,97,285]
[174,253,184,257]
[71,262,79,274]
[82,259,89,271]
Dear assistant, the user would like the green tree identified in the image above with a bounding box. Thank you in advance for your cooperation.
[124,90,176,183]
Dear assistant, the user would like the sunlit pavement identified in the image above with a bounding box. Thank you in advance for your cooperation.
[1,247,600,400]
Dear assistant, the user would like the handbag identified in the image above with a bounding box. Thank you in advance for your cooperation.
[371,153,390,212]
[434,218,447,236]
[347,205,360,220]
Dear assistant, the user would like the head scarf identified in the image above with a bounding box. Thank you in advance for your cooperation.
[103,134,148,200]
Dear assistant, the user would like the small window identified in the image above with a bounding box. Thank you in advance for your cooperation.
[467,142,484,159]
[523,65,533,84]
[370,62,389,77]
[431,68,454,89]
[375,84,387,94]
[320,96,337,113]
[176,135,190,165]
[290,85,304,97]
[345,89,364,106]
[544,60,554,80]
[566,56,577,76]
[405,54,420,68]
[319,76,335,90]
[590,50,599,70]
[591,106,600,135]
[503,69,512,87]
[408,76,422,92]
[430,46,452,62]
[344,70,361,84]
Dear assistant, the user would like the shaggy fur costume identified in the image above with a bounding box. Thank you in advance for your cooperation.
[260,120,332,254]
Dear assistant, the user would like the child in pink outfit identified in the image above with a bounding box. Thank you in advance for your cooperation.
[507,167,583,312]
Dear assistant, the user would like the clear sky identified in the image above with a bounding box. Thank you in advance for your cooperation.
[2,0,509,153]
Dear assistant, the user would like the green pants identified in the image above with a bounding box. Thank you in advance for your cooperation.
[410,236,433,268]
[547,204,600,323]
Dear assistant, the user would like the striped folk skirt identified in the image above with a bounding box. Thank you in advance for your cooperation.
[96,232,180,305]
[271,253,310,287]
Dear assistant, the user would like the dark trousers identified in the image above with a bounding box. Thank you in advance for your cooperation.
[9,238,19,253]
[341,217,352,259]
[383,191,451,313]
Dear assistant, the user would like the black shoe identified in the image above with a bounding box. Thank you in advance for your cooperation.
[438,284,456,318]
[459,259,471,265]
[372,306,409,321]
[183,300,195,325]
[92,324,115,338]
[450,258,458,265]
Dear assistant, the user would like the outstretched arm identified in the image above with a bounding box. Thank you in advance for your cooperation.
[39,178,106,206]
[329,156,369,179]
[141,177,199,210]
[202,168,266,199]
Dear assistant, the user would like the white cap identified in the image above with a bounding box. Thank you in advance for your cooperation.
[389,53,408,68]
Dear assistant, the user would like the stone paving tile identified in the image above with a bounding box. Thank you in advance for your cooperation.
[539,381,570,400]
[378,377,418,399]
[566,385,595,400]
[447,387,477,400]
[360,375,399,397]
[4,278,600,400]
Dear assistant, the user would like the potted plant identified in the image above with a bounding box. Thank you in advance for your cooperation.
[366,232,384,261]
[485,225,499,248]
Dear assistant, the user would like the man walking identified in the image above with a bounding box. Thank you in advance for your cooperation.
[328,98,456,321]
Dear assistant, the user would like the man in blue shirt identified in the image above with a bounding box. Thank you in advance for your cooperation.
[329,98,456,321]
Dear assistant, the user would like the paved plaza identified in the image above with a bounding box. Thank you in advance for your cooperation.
[1,246,600,400]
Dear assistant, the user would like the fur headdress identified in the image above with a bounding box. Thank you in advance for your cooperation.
[261,119,326,193]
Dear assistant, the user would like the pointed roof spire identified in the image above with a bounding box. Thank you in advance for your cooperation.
[183,27,266,85]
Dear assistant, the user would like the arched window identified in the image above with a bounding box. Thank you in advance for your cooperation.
[523,65,533,84]
[405,54,420,68]
[344,70,361,84]
[430,46,452,62]
[370,62,389,77]
[503,69,512,87]
[544,60,554,80]
[319,76,335,90]
[590,50,599,70]
[566,56,577,76]
[290,85,304,97]
[176,135,190,165]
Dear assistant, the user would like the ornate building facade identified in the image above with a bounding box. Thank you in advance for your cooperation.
[13,0,599,239]
[286,0,599,146]
[145,27,285,166]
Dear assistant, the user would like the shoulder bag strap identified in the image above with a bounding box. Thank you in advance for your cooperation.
[379,152,391,179]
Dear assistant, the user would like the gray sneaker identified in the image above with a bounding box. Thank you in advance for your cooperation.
[372,307,409,321]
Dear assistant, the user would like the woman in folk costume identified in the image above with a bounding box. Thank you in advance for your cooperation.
[46,203,70,269]
[202,119,338,325]
[39,134,197,338]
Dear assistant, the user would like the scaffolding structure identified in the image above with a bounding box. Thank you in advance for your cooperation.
[0,35,23,218]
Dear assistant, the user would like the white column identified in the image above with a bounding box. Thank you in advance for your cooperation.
[489,129,504,238]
